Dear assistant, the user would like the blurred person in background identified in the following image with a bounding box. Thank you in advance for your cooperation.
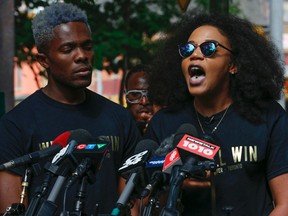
[125,64,161,135]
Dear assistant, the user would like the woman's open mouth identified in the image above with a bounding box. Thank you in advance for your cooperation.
[188,65,205,85]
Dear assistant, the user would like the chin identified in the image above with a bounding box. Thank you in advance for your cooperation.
[76,81,92,88]
[188,88,202,97]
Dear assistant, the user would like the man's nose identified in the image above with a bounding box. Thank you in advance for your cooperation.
[139,95,149,105]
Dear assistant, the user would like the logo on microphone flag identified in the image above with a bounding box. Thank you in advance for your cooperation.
[76,143,108,150]
[177,134,220,160]
[162,148,183,174]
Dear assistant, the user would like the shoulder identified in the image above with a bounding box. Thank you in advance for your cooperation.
[264,101,287,120]
[1,90,42,119]
[262,101,288,134]
[144,104,195,142]
[87,90,127,111]
[86,90,136,123]
[150,103,194,124]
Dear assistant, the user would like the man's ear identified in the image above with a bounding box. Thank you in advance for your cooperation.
[35,53,49,69]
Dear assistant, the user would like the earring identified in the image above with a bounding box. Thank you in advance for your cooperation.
[230,71,235,74]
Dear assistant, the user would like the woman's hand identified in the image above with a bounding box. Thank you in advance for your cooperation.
[182,171,211,188]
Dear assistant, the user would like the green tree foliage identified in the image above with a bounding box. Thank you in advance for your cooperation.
[14,0,240,86]
[15,0,182,71]
[15,0,50,87]
[195,0,241,15]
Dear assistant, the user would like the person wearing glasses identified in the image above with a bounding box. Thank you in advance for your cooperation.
[144,12,288,215]
[125,64,158,135]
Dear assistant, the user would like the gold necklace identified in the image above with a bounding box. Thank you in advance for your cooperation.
[195,106,230,134]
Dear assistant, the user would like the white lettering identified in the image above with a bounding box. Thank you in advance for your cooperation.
[249,146,257,161]
[203,149,213,156]
[232,146,243,162]
[119,150,148,170]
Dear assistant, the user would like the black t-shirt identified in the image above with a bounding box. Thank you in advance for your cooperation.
[0,89,141,215]
[144,101,288,216]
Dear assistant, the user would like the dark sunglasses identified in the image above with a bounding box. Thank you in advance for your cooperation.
[178,40,234,58]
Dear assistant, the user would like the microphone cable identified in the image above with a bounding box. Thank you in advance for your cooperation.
[61,185,69,216]
[139,196,144,216]
[61,158,92,215]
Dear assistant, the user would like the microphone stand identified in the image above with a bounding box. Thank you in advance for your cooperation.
[160,160,216,216]
[159,166,182,216]
[24,168,54,216]
[74,176,88,215]
[35,175,67,216]
[63,176,88,216]
[142,180,166,216]
[61,158,96,216]
[142,195,160,216]
[34,159,76,216]
[4,168,31,216]
[111,172,139,216]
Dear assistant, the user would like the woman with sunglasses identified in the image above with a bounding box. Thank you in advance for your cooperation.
[143,12,288,215]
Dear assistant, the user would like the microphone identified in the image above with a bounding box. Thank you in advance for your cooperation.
[153,134,175,157]
[65,141,110,188]
[35,129,107,216]
[111,139,159,216]
[161,123,218,176]
[162,147,183,174]
[160,123,201,216]
[161,123,198,174]
[24,129,94,216]
[176,126,220,181]
[153,123,193,158]
[45,128,110,179]
[141,123,198,199]
[159,163,182,216]
[118,138,159,182]
[161,124,220,216]
[44,129,96,198]
[44,129,95,176]
[134,138,159,154]
[140,156,166,198]
[0,131,72,171]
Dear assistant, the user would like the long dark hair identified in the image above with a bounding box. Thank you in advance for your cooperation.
[149,12,285,123]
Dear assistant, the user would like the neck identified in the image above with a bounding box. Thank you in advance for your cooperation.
[193,97,233,117]
[42,86,87,105]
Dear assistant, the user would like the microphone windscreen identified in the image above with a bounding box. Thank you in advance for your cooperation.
[51,129,94,148]
[154,134,175,157]
[173,123,198,146]
[68,128,94,143]
[52,131,71,147]
[134,139,159,154]
[200,133,216,143]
